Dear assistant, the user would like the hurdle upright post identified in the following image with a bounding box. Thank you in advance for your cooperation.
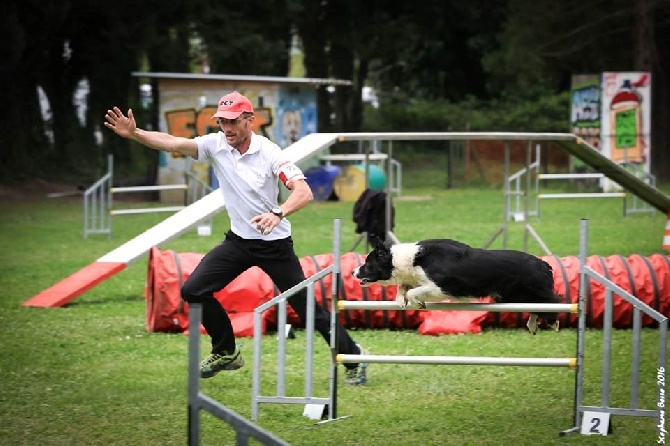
[483,141,510,249]
[328,218,341,422]
[187,304,201,445]
[520,140,552,255]
[560,219,589,436]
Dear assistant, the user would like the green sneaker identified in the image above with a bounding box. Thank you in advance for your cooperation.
[200,348,244,378]
[344,344,368,386]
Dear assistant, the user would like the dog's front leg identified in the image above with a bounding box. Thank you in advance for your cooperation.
[406,284,443,308]
[395,285,409,308]
[526,314,539,335]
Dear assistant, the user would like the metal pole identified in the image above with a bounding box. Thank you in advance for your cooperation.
[187,304,202,446]
[502,142,510,249]
[575,219,589,430]
[337,301,577,313]
[523,141,531,252]
[328,218,341,420]
[386,140,393,239]
[276,300,287,396]
[305,283,315,398]
[107,154,113,238]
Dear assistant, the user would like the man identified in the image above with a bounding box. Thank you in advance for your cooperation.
[104,91,368,385]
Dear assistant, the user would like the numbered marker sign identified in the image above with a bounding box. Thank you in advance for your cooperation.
[581,411,611,436]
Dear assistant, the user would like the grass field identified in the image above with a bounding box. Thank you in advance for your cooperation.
[0,179,668,446]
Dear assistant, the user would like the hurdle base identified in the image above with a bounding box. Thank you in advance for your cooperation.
[315,415,352,425]
[558,426,580,436]
[303,404,353,425]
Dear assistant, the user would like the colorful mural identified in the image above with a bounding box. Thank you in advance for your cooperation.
[570,72,651,175]
[600,72,651,167]
[152,79,320,199]
[276,87,317,148]
[570,74,601,152]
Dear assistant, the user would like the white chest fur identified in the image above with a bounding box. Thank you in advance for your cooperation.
[389,244,444,306]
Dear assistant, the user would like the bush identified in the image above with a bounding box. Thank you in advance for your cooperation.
[362,90,571,133]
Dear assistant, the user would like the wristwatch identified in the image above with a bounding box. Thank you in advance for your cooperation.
[270,206,284,219]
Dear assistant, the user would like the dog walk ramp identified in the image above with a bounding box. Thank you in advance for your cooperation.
[22,133,341,308]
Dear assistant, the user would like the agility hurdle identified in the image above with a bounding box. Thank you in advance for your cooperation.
[336,302,579,369]
[249,218,344,422]
[535,169,657,218]
[560,219,667,439]
[336,219,667,440]
[83,154,212,238]
[505,146,656,225]
[187,219,344,443]
[536,173,628,218]
[335,292,582,436]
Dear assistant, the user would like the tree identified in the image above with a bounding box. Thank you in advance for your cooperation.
[484,0,670,178]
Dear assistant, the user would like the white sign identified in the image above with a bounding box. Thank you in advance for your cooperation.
[581,411,611,436]
[303,403,328,420]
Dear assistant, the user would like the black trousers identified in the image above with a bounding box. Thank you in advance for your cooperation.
[181,231,360,367]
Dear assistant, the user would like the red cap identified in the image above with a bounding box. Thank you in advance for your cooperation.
[212,91,254,119]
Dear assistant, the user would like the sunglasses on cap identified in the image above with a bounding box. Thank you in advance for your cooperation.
[217,113,253,126]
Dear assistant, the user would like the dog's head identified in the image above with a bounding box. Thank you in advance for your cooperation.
[352,237,394,286]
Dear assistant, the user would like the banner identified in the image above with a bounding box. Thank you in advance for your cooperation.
[600,72,651,168]
[570,74,601,170]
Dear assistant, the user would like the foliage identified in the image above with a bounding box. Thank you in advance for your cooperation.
[362,90,571,133]
[2,0,669,183]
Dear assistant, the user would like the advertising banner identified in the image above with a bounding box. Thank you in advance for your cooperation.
[600,72,651,169]
[570,74,602,169]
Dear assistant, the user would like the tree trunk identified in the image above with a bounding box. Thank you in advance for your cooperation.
[635,0,670,180]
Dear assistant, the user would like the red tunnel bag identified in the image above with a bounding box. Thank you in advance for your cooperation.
[146,248,670,336]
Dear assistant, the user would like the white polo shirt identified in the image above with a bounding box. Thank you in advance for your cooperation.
[193,132,305,240]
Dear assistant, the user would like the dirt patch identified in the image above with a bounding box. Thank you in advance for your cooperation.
[0,179,83,203]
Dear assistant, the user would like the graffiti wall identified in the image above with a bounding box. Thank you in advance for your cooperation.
[570,74,601,162]
[570,72,652,191]
[600,72,651,168]
[155,79,318,201]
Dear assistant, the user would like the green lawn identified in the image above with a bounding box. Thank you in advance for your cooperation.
[0,182,667,445]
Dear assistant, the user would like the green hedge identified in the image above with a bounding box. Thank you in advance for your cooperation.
[362,91,571,133]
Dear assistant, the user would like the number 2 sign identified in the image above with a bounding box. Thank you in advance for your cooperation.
[581,411,612,436]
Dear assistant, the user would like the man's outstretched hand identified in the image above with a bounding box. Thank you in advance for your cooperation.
[104,107,136,139]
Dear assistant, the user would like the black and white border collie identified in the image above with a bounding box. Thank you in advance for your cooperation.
[352,237,561,334]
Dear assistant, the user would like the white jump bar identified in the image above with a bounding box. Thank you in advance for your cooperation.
[110,206,186,215]
[110,184,188,193]
[336,301,577,313]
[538,193,625,199]
[337,354,577,367]
[537,173,604,180]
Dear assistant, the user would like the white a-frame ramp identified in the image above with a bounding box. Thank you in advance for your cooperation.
[22,133,339,307]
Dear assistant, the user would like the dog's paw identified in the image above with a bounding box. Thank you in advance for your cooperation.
[395,294,408,308]
[548,320,560,332]
[526,314,539,335]
[406,295,427,309]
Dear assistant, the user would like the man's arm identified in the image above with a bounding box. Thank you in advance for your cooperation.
[249,178,313,235]
[104,107,198,158]
[280,178,314,217]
